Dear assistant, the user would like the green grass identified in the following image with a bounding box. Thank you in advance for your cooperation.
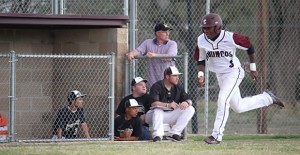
[0,134,299,155]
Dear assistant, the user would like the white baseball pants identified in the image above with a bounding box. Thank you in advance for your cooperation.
[212,67,273,141]
[145,106,195,139]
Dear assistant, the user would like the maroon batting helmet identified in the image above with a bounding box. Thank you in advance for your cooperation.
[200,13,223,33]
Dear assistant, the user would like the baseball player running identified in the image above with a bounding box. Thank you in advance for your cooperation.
[196,13,284,144]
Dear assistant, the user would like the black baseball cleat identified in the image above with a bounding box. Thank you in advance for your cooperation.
[172,134,181,141]
[204,136,220,144]
[166,134,181,141]
[153,136,161,142]
[265,90,284,108]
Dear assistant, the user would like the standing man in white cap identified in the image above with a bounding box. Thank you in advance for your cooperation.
[114,99,143,141]
[115,77,150,140]
[127,23,178,86]
[145,66,195,142]
[53,90,90,139]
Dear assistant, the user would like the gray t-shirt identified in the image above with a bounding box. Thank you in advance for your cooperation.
[135,38,178,86]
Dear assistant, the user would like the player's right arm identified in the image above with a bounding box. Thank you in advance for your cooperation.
[127,40,150,61]
[197,62,205,87]
[196,44,206,87]
[127,50,140,61]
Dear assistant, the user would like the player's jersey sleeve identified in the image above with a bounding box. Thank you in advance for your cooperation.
[149,82,163,104]
[178,85,190,103]
[55,108,66,129]
[232,33,251,50]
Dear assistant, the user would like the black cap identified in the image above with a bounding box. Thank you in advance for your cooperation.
[154,23,173,32]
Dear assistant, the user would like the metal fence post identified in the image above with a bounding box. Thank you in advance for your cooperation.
[60,0,65,14]
[183,52,188,140]
[52,0,58,14]
[128,0,137,95]
[109,52,115,140]
[125,58,130,96]
[204,0,211,136]
[8,50,16,142]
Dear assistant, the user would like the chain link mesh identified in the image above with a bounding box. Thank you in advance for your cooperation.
[0,53,113,141]
[0,0,124,15]
[135,0,300,135]
[0,0,52,14]
[0,55,9,121]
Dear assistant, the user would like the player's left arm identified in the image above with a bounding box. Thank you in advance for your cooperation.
[233,33,258,81]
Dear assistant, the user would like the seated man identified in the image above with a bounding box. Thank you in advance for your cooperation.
[53,90,90,139]
[115,77,150,140]
[145,66,195,142]
[114,99,142,141]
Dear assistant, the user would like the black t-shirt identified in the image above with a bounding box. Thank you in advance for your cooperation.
[53,107,85,139]
[114,114,142,138]
[115,94,150,116]
[149,80,189,104]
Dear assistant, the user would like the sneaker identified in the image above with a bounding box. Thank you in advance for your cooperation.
[172,134,181,141]
[165,134,181,141]
[203,136,220,144]
[265,90,284,108]
[153,136,161,142]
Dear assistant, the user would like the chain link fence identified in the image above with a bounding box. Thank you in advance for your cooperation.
[0,52,115,142]
[134,0,300,135]
[0,0,124,15]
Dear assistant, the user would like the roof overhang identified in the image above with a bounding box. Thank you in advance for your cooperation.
[0,13,129,29]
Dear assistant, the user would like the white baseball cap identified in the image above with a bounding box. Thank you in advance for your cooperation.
[68,90,86,102]
[125,99,142,108]
[164,66,182,76]
[131,77,148,86]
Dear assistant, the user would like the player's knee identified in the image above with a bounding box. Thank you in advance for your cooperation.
[187,106,195,114]
[153,108,164,114]
[231,107,244,113]
[182,106,195,117]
